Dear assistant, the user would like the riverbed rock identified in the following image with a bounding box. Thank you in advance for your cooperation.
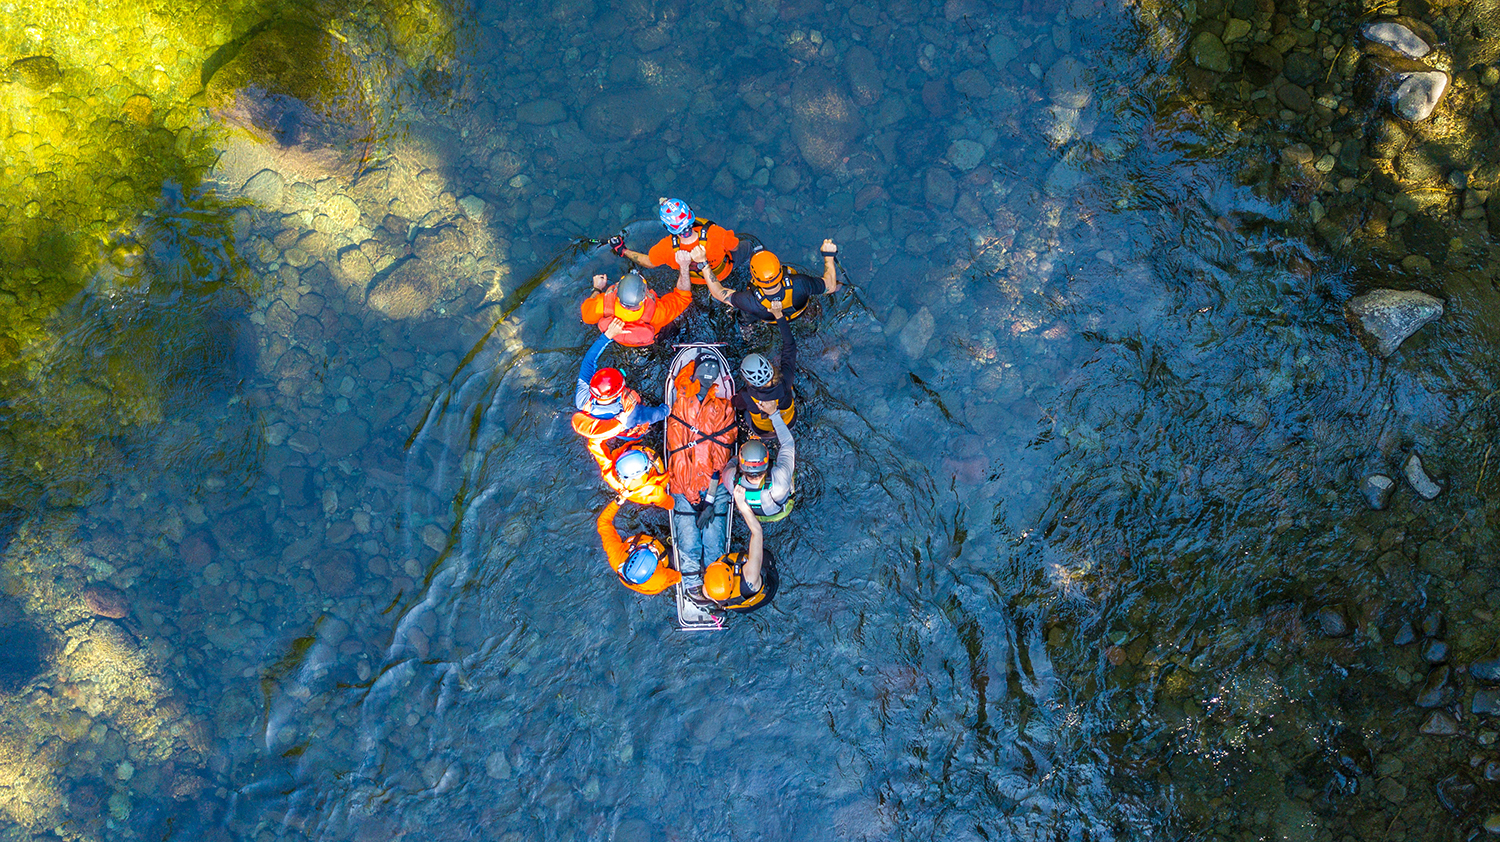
[1394,619,1417,645]
[1361,474,1395,509]
[1189,32,1231,73]
[1475,689,1500,716]
[845,46,883,106]
[1044,56,1091,108]
[1344,288,1443,357]
[1420,709,1459,735]
[899,307,935,358]
[1403,453,1442,500]
[368,259,441,319]
[1360,18,1438,59]
[1471,658,1500,682]
[1424,640,1450,663]
[8,56,62,90]
[581,87,684,142]
[1391,70,1448,122]
[203,20,374,183]
[946,139,985,172]
[515,99,566,125]
[791,70,863,173]
[82,585,129,619]
[1314,606,1350,637]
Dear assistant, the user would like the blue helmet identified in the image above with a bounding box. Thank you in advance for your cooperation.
[623,541,662,585]
[658,198,694,236]
[614,448,652,484]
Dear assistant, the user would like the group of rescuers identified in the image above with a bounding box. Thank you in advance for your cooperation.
[571,197,839,614]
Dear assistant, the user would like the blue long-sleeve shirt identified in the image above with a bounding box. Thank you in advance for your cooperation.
[574,335,669,428]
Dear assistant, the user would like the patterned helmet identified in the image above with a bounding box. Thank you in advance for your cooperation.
[739,439,769,475]
[658,198,694,236]
[740,353,774,388]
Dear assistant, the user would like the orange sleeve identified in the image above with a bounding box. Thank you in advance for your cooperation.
[651,287,692,328]
[711,226,739,257]
[673,361,700,396]
[580,293,604,324]
[596,500,627,572]
[645,236,676,269]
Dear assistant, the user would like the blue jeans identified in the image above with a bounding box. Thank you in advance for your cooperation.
[672,492,729,578]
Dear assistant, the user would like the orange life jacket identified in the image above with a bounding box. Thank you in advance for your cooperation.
[666,362,735,505]
[598,290,659,346]
[571,389,649,442]
[587,439,672,510]
[672,219,734,282]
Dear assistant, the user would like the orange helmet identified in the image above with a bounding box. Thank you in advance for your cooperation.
[749,251,784,289]
[703,558,735,601]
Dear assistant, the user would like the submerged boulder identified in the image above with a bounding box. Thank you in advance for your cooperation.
[1344,288,1443,357]
[1361,474,1394,510]
[203,20,375,184]
[1357,54,1449,123]
[791,70,863,173]
[1403,453,1442,500]
[1391,70,1448,122]
[1359,17,1439,59]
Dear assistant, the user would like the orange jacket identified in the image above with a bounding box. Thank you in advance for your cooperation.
[596,500,680,595]
[646,222,740,284]
[580,286,692,347]
[666,362,735,505]
[586,439,672,510]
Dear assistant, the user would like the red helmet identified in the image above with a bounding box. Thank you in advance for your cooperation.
[590,368,625,402]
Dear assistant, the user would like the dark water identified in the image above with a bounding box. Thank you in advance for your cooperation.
[7,0,1500,839]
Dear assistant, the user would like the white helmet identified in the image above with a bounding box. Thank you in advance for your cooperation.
[740,353,774,388]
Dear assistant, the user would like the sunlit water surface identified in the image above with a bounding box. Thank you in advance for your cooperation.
[5,0,1500,840]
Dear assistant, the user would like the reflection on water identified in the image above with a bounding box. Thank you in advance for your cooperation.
[4,0,1500,839]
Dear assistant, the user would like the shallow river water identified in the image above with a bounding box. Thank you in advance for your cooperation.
[6,0,1500,839]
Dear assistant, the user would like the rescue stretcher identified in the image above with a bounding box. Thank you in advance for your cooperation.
[665,343,735,631]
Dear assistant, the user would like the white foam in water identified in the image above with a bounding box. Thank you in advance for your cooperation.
[1363,21,1431,58]
[1392,70,1449,122]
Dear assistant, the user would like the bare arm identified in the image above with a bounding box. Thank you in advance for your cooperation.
[733,485,764,590]
[675,250,693,292]
[820,238,838,294]
[621,247,655,266]
[703,250,736,304]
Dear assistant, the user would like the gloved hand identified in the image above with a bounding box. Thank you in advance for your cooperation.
[694,503,714,531]
[608,233,626,256]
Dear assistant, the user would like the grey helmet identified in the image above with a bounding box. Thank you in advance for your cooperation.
[741,353,774,388]
[616,271,648,308]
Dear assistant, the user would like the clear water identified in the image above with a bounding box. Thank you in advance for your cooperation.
[2,0,1499,839]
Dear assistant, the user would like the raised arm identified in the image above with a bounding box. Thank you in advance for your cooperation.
[733,485,764,588]
[703,248,736,304]
[575,334,614,410]
[766,411,796,504]
[777,316,796,392]
[819,239,838,294]
[675,249,693,292]
[595,498,627,572]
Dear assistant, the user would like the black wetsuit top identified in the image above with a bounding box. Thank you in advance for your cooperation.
[721,550,778,613]
[728,271,823,322]
[732,318,796,423]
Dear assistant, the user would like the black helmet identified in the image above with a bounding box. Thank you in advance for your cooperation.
[695,356,721,387]
[616,272,648,309]
[739,440,769,475]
